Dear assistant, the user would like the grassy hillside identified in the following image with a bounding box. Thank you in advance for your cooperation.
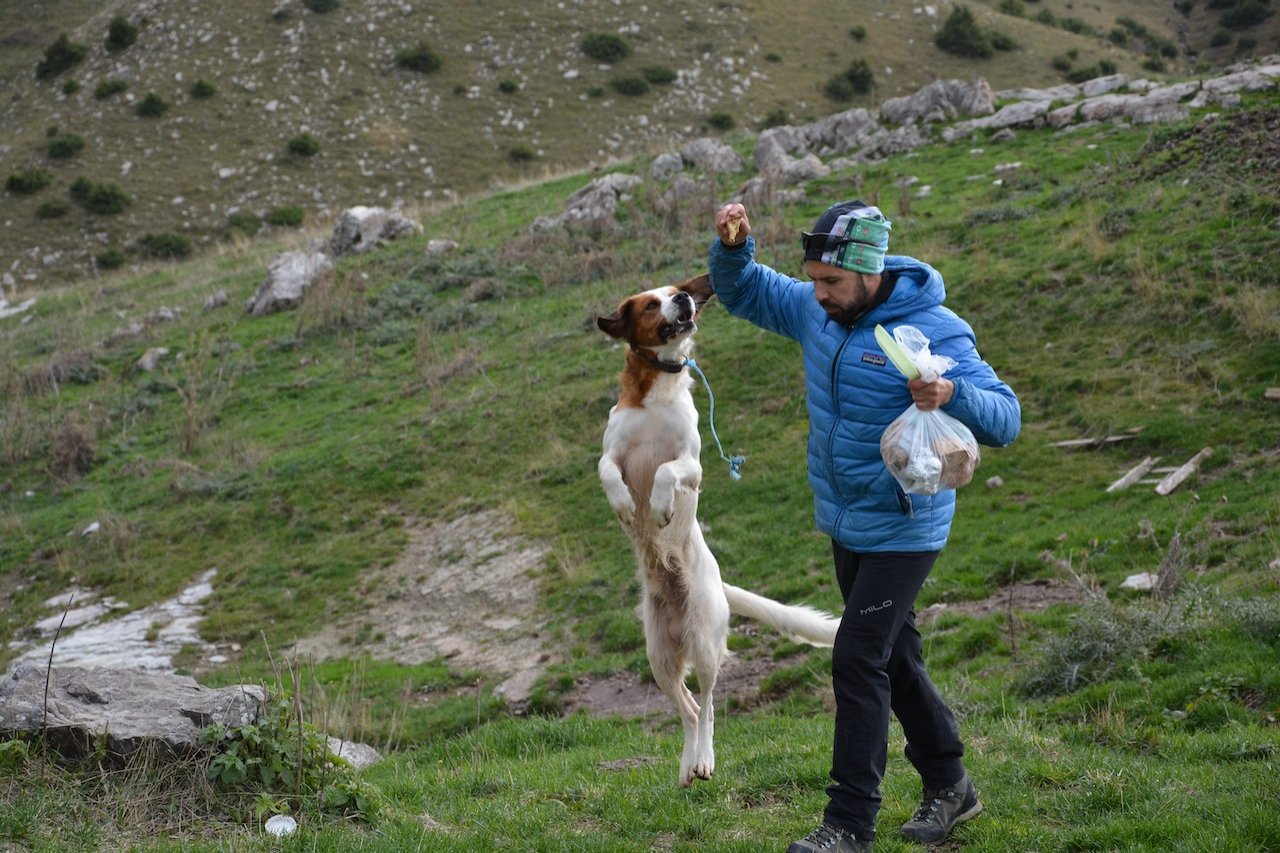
[1,77,1279,850]
[3,0,1276,284]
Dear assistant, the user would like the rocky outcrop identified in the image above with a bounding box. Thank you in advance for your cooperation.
[880,78,995,126]
[244,251,333,315]
[532,172,643,234]
[329,206,423,257]
[0,664,265,756]
[678,137,745,174]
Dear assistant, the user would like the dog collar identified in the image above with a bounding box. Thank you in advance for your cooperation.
[630,346,686,374]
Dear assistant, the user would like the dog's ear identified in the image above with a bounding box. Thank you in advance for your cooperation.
[677,273,715,311]
[597,306,631,340]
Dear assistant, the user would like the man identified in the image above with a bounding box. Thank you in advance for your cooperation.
[708,200,1020,852]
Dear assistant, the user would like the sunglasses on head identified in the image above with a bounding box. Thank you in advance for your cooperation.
[800,231,862,254]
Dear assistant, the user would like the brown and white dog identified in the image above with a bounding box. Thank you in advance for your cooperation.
[597,273,841,787]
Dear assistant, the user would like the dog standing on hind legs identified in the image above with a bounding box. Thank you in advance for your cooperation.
[596,272,842,787]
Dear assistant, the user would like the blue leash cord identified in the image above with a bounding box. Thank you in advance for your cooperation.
[684,357,746,481]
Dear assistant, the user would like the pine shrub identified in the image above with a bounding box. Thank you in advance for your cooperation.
[94,79,128,100]
[36,34,87,80]
[105,16,139,53]
[581,33,631,63]
[189,79,216,99]
[609,76,650,96]
[137,232,193,260]
[136,93,169,117]
[267,205,305,226]
[935,6,994,58]
[47,133,86,160]
[396,42,442,73]
[5,168,54,195]
[287,133,321,157]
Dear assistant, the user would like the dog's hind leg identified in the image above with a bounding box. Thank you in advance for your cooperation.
[644,599,703,787]
[685,637,724,785]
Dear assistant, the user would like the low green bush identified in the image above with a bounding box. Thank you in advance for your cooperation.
[95,247,126,270]
[36,34,87,80]
[267,205,305,227]
[94,79,128,100]
[5,168,54,195]
[935,6,993,58]
[287,133,321,157]
[609,76,650,96]
[508,143,536,163]
[105,16,139,53]
[396,42,442,73]
[581,32,631,63]
[46,132,86,160]
[304,0,340,11]
[824,59,876,101]
[189,79,217,99]
[641,65,677,85]
[35,198,71,219]
[498,79,519,94]
[61,79,80,95]
[707,111,735,131]
[138,232,193,260]
[1221,0,1272,30]
[69,177,132,214]
[136,92,169,117]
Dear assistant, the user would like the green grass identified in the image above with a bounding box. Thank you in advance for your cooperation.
[2,91,1279,849]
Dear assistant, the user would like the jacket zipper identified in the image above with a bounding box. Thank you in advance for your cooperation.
[825,327,854,495]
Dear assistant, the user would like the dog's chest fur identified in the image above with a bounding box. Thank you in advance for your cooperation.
[605,375,701,510]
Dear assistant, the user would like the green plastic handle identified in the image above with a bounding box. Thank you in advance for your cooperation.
[875,324,919,380]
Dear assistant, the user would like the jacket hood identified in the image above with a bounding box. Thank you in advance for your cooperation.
[862,255,946,327]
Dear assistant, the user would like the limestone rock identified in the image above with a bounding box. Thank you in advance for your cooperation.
[245,251,332,315]
[329,206,422,257]
[880,78,995,126]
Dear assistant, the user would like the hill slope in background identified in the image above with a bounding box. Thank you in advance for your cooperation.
[2,0,1276,283]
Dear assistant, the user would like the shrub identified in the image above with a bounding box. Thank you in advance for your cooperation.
[1211,29,1234,45]
[304,0,340,11]
[824,58,876,101]
[764,51,782,62]
[96,247,126,270]
[935,6,994,58]
[997,0,1026,16]
[850,25,868,40]
[226,211,261,235]
[69,178,132,214]
[267,205,304,226]
[581,32,631,63]
[36,34,87,80]
[136,93,169,117]
[189,78,216,99]
[35,198,71,219]
[609,76,650,96]
[990,30,1019,51]
[1034,9,1057,25]
[287,133,320,156]
[707,111,735,131]
[508,143,536,163]
[498,78,519,94]
[1051,54,1074,72]
[138,232,192,260]
[105,16,139,53]
[1174,0,1195,12]
[1235,35,1257,52]
[46,132,86,159]
[641,64,677,84]
[94,79,128,99]
[5,168,53,195]
[1059,17,1096,35]
[396,42,442,73]
[759,108,790,129]
[61,79,80,95]
[1221,0,1272,29]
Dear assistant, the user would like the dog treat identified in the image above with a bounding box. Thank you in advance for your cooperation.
[726,216,742,242]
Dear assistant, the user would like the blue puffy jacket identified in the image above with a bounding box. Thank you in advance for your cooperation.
[708,236,1021,553]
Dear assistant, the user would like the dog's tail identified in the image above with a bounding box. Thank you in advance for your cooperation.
[722,583,840,647]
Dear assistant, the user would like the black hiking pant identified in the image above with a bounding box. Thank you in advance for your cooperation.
[822,542,966,840]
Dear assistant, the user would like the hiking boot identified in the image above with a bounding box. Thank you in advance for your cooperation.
[787,821,872,853]
[899,772,983,844]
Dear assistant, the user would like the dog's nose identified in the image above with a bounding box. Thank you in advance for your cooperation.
[674,291,693,318]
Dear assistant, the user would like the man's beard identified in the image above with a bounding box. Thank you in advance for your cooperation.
[819,276,873,326]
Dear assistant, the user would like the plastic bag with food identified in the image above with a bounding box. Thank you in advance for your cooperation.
[876,324,980,495]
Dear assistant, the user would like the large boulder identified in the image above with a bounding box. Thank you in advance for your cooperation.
[532,172,643,235]
[679,137,746,174]
[244,251,332,315]
[879,78,995,126]
[329,206,422,257]
[0,664,265,756]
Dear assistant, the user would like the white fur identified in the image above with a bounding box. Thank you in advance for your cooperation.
[599,287,840,787]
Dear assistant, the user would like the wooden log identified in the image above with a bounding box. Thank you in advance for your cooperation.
[1106,456,1161,492]
[1155,447,1213,496]
[1051,434,1138,449]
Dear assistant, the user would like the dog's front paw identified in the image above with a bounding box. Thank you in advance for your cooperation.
[613,500,636,526]
[650,490,675,528]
